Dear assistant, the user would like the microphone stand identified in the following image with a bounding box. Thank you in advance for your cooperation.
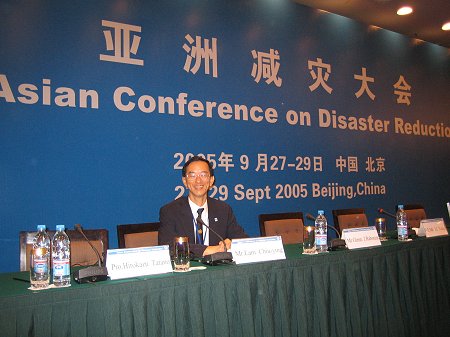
[377,208,416,239]
[305,213,346,251]
[197,220,233,266]
[72,224,109,283]
[377,208,396,219]
[75,224,104,267]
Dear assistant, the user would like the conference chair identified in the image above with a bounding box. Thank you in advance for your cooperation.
[258,212,304,244]
[396,204,427,228]
[117,222,160,248]
[19,228,109,271]
[332,208,368,235]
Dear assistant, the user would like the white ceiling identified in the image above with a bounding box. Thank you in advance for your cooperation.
[295,0,450,49]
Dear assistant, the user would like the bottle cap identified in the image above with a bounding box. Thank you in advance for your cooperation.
[37,224,46,231]
[318,210,324,215]
[56,225,65,231]
[398,204,404,209]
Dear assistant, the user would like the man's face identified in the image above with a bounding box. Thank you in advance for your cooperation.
[182,160,215,200]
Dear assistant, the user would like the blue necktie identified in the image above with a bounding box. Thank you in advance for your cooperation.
[196,208,204,245]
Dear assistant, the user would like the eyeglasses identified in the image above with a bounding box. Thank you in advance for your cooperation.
[186,172,210,180]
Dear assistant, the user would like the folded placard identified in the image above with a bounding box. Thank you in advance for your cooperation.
[230,236,286,264]
[106,245,172,280]
[341,226,381,250]
[420,218,448,238]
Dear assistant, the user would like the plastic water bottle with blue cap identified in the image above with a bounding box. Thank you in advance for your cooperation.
[30,225,51,289]
[396,205,408,241]
[52,225,71,286]
[315,210,328,253]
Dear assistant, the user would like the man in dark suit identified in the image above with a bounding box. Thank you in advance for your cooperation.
[159,156,248,257]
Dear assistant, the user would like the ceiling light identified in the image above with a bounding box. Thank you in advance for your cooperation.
[442,22,450,31]
[397,6,413,16]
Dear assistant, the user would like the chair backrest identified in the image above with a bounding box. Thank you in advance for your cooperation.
[396,204,427,228]
[258,212,304,244]
[117,222,160,248]
[332,208,368,234]
[19,228,109,271]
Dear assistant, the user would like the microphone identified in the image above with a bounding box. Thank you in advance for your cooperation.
[306,213,316,222]
[72,224,108,283]
[305,213,346,250]
[197,220,233,266]
[377,208,416,238]
[305,213,341,239]
[377,208,396,219]
[75,224,103,266]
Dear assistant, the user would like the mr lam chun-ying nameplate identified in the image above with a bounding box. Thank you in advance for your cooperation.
[341,226,381,250]
[106,245,172,280]
[230,236,286,264]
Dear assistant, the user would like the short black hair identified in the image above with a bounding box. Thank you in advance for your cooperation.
[182,155,214,177]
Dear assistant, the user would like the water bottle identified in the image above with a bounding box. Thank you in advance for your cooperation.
[52,225,71,287]
[397,205,409,241]
[315,210,328,253]
[30,225,51,289]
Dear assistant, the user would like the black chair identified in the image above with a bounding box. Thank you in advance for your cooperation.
[258,212,304,244]
[20,228,109,271]
[117,222,160,248]
[332,208,368,235]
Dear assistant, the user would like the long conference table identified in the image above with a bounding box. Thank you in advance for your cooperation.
[1,234,449,337]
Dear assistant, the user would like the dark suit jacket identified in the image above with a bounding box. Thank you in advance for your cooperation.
[159,196,248,257]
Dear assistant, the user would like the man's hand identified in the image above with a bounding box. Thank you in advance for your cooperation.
[223,238,232,250]
[202,239,232,256]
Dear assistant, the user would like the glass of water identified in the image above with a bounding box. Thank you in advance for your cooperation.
[375,218,387,241]
[173,237,190,272]
[303,225,316,254]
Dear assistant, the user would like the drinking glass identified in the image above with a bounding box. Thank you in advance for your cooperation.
[375,218,387,241]
[173,237,190,271]
[303,225,316,254]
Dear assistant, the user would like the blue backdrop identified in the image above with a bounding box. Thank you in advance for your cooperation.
[1,0,449,272]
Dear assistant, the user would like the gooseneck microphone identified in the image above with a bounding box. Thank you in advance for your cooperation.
[377,208,416,238]
[305,213,346,250]
[72,224,109,283]
[75,224,103,266]
[305,213,341,239]
[377,208,396,219]
[197,219,233,265]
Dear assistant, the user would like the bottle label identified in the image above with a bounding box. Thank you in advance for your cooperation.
[315,234,327,246]
[53,259,70,277]
[398,224,408,236]
[33,257,48,274]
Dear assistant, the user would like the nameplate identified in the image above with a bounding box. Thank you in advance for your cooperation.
[106,245,172,280]
[230,236,286,265]
[420,218,448,238]
[341,226,381,250]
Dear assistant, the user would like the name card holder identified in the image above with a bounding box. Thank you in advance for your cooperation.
[230,236,286,265]
[106,245,172,280]
[341,226,381,250]
[420,218,448,238]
